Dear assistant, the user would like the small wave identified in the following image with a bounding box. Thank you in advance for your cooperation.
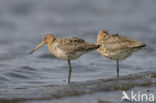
[4,71,30,79]
[0,56,15,60]
[0,75,9,81]
[21,66,36,71]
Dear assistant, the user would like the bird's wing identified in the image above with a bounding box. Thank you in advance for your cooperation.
[56,37,98,53]
[57,37,85,44]
[100,34,143,52]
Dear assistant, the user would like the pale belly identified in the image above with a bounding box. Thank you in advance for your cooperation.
[98,48,133,61]
[53,49,84,60]
[48,45,85,60]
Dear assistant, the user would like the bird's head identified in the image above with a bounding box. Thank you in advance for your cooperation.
[29,34,55,55]
[97,29,109,44]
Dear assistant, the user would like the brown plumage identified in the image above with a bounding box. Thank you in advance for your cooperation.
[29,34,100,83]
[97,29,146,77]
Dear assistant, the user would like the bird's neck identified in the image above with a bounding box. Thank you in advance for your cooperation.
[47,39,56,54]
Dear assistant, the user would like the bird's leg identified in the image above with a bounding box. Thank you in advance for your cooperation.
[116,60,119,78]
[67,60,72,84]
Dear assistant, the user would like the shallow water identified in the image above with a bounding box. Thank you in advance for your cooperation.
[0,0,156,103]
[1,72,156,103]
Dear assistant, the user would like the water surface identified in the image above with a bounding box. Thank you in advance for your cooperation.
[0,0,156,103]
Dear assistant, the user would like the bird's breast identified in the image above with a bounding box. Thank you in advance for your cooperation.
[98,48,133,60]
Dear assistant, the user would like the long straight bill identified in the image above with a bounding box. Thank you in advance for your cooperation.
[29,41,45,55]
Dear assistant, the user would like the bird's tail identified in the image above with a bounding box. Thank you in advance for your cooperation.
[132,44,146,51]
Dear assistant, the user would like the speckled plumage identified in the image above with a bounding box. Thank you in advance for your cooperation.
[49,37,99,60]
[29,34,100,83]
[97,29,146,77]
[97,30,145,60]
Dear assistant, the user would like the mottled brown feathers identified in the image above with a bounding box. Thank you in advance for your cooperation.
[97,29,145,60]
[54,37,99,54]
[97,30,145,52]
[55,37,85,44]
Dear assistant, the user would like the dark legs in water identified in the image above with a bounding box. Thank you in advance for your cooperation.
[68,60,119,83]
[68,60,72,84]
[116,60,119,78]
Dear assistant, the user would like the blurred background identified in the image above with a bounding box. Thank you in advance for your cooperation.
[0,0,156,53]
[0,0,156,103]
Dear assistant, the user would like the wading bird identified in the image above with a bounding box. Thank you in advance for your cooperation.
[29,34,100,83]
[97,30,146,77]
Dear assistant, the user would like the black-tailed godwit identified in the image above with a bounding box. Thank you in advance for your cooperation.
[97,30,146,77]
[29,34,100,83]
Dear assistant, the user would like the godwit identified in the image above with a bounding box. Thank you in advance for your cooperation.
[29,34,100,84]
[97,30,146,77]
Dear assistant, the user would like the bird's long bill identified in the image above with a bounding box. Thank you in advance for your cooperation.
[29,41,45,55]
